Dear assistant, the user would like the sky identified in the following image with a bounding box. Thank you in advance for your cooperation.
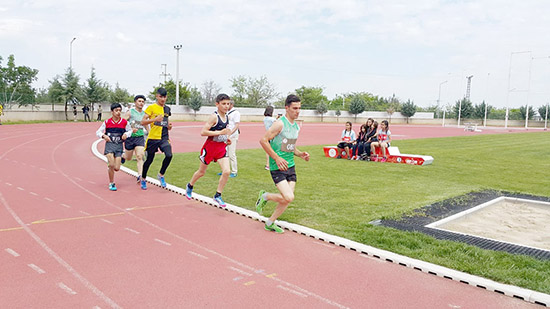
[1,0,550,110]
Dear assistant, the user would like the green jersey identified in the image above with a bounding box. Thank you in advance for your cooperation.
[269,116,300,171]
[129,108,146,137]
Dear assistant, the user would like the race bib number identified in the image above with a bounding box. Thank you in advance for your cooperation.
[343,136,351,142]
[213,135,228,143]
[281,138,297,153]
[107,133,122,144]
[131,120,144,130]
[153,114,169,127]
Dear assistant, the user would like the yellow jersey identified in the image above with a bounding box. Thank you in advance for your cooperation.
[144,103,171,140]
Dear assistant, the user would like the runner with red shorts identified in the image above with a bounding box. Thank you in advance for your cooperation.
[185,94,232,207]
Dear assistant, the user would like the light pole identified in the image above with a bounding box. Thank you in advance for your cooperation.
[437,80,447,122]
[70,37,76,69]
[484,73,490,127]
[505,51,531,128]
[525,55,550,128]
[174,45,182,105]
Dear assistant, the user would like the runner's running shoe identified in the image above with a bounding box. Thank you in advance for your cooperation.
[140,179,147,190]
[158,174,166,188]
[264,222,284,233]
[137,175,141,183]
[185,184,193,200]
[255,190,267,214]
[213,195,226,207]
[109,183,117,191]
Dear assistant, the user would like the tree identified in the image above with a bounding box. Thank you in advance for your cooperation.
[47,75,65,109]
[453,98,474,120]
[187,88,203,119]
[110,83,131,104]
[348,94,366,121]
[61,68,84,120]
[538,104,549,121]
[473,101,491,120]
[201,79,221,106]
[386,94,400,123]
[519,105,535,120]
[316,100,328,122]
[84,67,110,116]
[0,55,39,109]
[335,109,341,122]
[295,86,328,109]
[229,75,277,107]
[150,79,191,104]
[400,99,417,124]
[350,92,378,111]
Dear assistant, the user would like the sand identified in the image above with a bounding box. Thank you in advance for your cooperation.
[437,199,550,251]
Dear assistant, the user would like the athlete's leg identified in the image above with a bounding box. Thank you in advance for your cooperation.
[114,156,122,172]
[134,146,145,176]
[265,153,270,170]
[159,142,173,176]
[227,136,238,175]
[106,153,115,183]
[189,161,208,186]
[268,180,296,222]
[216,157,231,193]
[142,144,156,178]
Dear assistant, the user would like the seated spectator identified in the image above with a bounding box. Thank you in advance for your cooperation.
[363,119,377,159]
[370,120,391,162]
[337,121,356,159]
[351,124,368,160]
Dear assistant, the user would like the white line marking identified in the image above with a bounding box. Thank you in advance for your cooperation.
[5,182,12,186]
[74,177,82,181]
[154,239,172,246]
[88,181,96,185]
[100,219,113,224]
[12,160,18,164]
[28,263,46,274]
[359,254,387,263]
[188,251,208,259]
[17,187,24,191]
[30,165,36,168]
[58,282,77,295]
[124,228,140,234]
[228,266,252,276]
[40,167,46,171]
[277,285,308,298]
[314,241,336,248]
[5,248,20,257]
[29,192,38,196]
[50,171,56,174]
[60,203,71,208]
[79,211,90,216]
[44,197,53,202]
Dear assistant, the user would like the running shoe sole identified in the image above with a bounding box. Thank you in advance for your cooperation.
[255,190,267,214]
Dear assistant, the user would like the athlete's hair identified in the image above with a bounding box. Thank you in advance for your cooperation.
[285,94,301,106]
[264,105,274,117]
[360,124,367,133]
[381,120,389,131]
[372,121,378,130]
[366,118,374,127]
[216,93,231,103]
[110,103,122,111]
[134,94,146,102]
[345,121,352,130]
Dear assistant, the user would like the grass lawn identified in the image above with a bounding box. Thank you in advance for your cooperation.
[129,132,550,294]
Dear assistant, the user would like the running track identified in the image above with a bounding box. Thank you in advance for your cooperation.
[0,122,540,308]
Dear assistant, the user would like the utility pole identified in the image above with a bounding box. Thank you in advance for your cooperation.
[174,45,182,105]
[458,75,473,127]
[159,64,170,83]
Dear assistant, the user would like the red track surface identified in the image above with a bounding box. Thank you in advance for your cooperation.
[0,122,539,308]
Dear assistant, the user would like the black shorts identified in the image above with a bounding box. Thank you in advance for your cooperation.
[104,142,123,157]
[125,136,145,150]
[146,139,172,157]
[337,142,353,149]
[270,166,297,184]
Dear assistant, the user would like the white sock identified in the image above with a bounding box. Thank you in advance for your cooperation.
[266,220,273,226]
[262,192,268,200]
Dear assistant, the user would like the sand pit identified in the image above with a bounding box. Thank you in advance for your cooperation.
[429,198,550,251]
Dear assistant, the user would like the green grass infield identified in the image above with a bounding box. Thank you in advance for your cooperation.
[127,132,550,294]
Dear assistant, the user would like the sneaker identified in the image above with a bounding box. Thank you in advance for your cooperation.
[229,173,237,178]
[121,156,125,164]
[264,165,270,170]
[255,190,267,214]
[140,179,147,190]
[109,183,117,191]
[381,157,387,163]
[264,222,284,233]
[158,174,166,188]
[185,184,193,200]
[217,172,222,176]
[213,195,226,207]
[137,175,141,183]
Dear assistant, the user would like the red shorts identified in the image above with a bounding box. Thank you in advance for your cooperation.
[199,139,227,165]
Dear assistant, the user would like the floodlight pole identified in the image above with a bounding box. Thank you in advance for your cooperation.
[69,37,76,69]
[437,80,447,121]
[525,55,550,129]
[505,51,531,128]
[545,103,548,130]
[174,44,182,105]
[484,73,490,127]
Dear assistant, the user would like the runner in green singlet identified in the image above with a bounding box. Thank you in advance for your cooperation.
[121,95,147,182]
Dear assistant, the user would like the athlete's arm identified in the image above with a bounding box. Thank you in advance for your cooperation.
[294,148,310,162]
[95,121,111,142]
[260,120,289,170]
[123,110,131,120]
[123,122,133,140]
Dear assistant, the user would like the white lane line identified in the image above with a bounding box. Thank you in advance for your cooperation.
[79,211,90,216]
[277,285,308,298]
[228,266,252,276]
[58,282,77,295]
[74,177,82,181]
[40,167,46,171]
[50,171,56,174]
[5,248,20,257]
[359,254,387,263]
[17,187,24,191]
[124,228,140,234]
[44,197,53,202]
[29,192,38,196]
[30,165,36,168]
[100,219,113,224]
[314,241,336,248]
[60,203,71,208]
[28,263,46,274]
[187,251,208,259]
[88,181,96,185]
[154,239,171,246]
[5,182,12,186]
[12,160,18,164]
